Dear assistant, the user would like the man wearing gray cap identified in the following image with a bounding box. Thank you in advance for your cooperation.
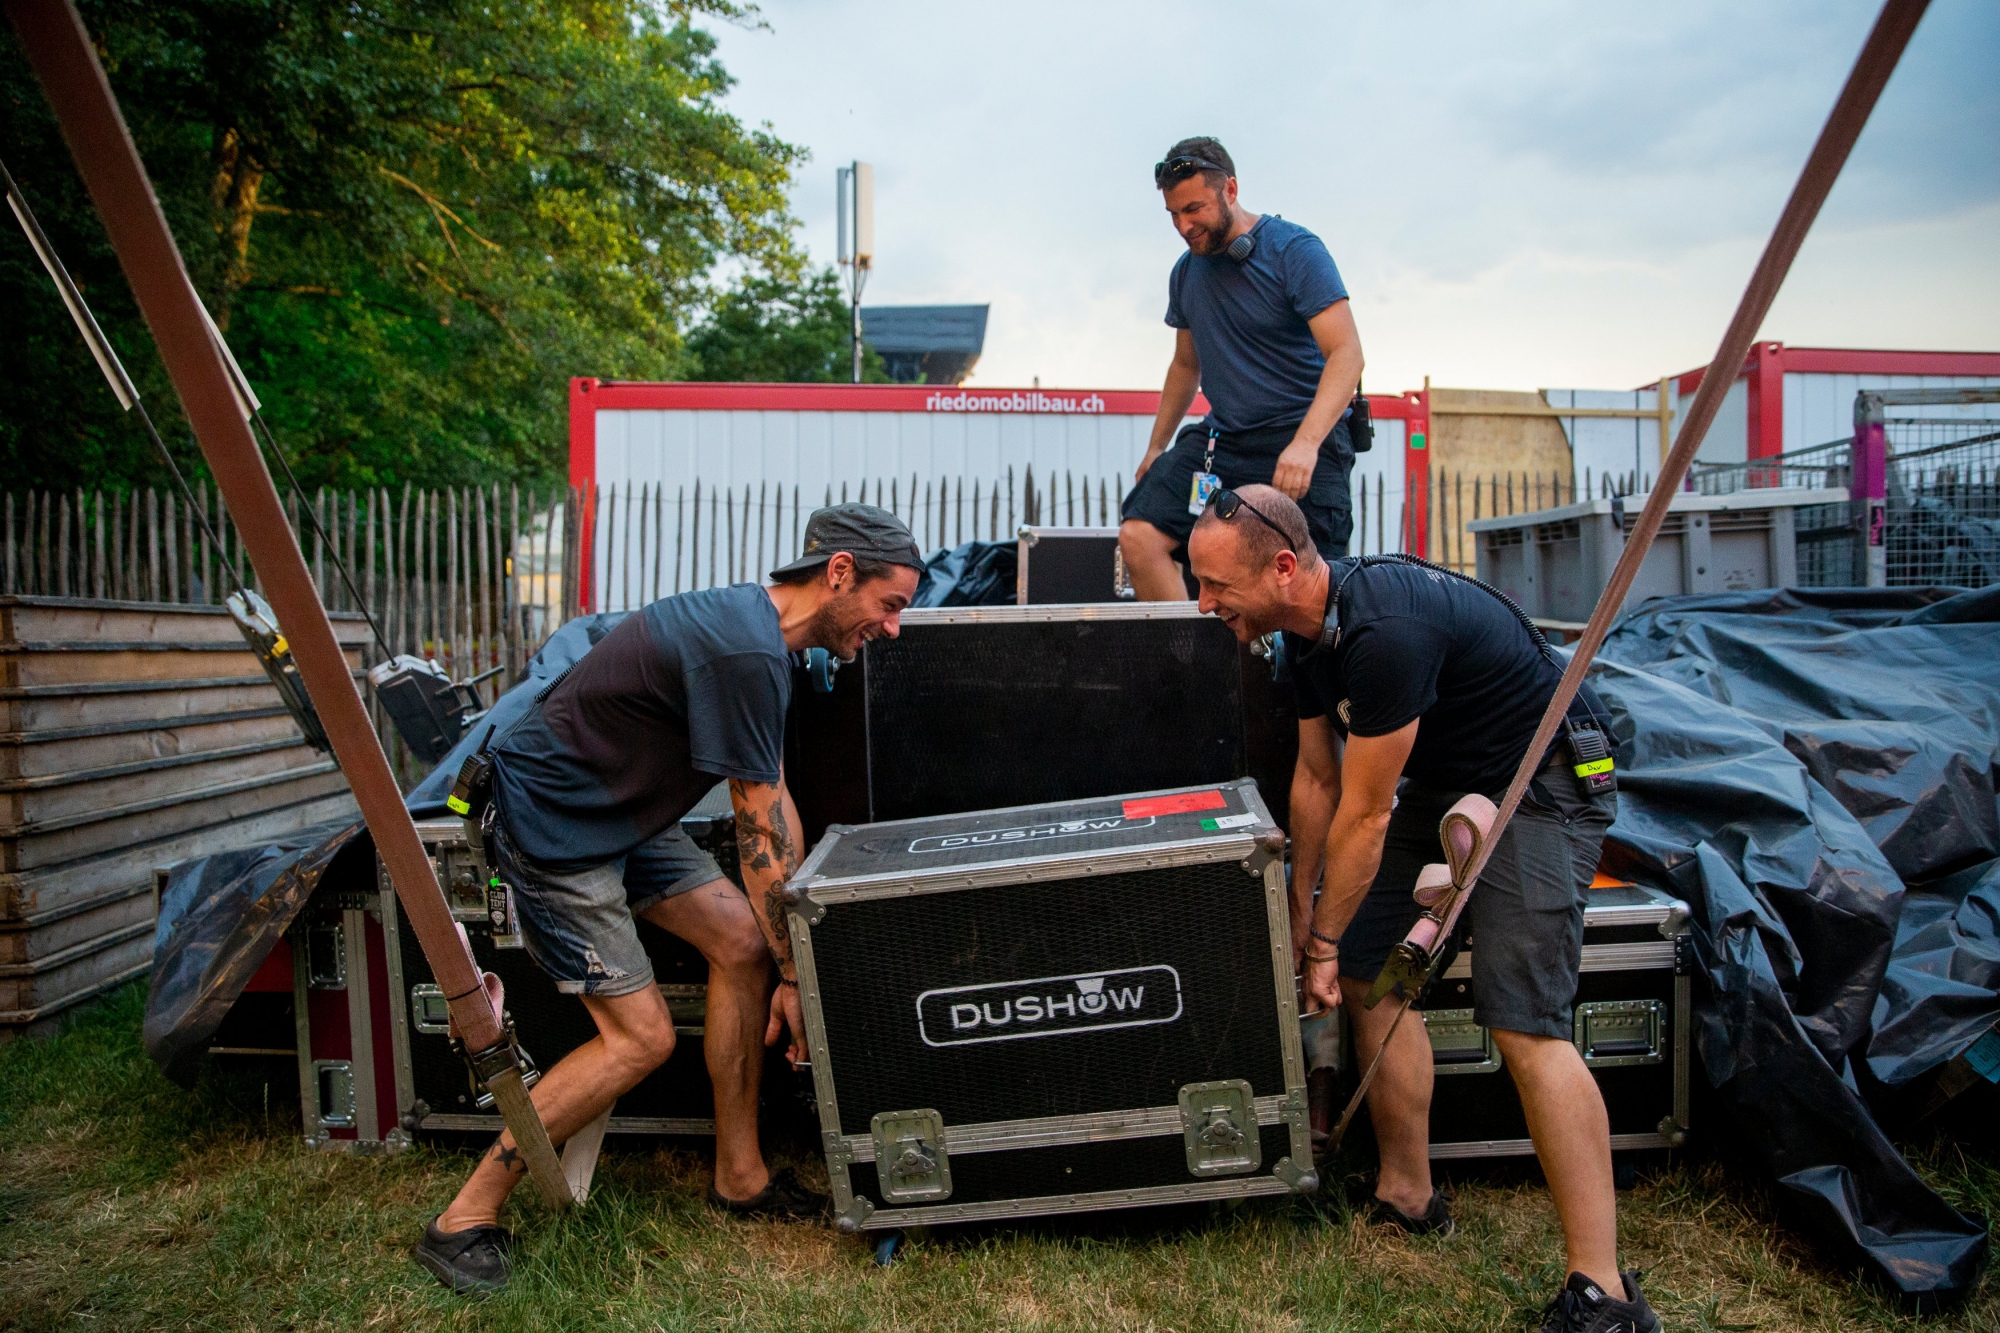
[415,504,922,1295]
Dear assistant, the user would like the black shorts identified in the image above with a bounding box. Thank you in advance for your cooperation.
[1121,418,1354,561]
[1338,767,1614,1040]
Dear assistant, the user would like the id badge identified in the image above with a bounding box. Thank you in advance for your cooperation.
[1188,470,1221,516]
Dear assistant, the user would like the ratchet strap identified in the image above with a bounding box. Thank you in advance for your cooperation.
[1318,0,1931,1162]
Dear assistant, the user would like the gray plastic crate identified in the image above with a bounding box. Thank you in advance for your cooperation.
[1468,487,1848,621]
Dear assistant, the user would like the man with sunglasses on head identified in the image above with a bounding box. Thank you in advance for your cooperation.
[1119,137,1365,600]
[1184,484,1661,1333]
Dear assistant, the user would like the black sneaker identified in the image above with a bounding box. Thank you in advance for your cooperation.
[412,1218,513,1295]
[708,1165,830,1221]
[1366,1189,1455,1237]
[1537,1271,1662,1333]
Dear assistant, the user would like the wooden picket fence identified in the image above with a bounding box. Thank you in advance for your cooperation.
[0,459,1651,782]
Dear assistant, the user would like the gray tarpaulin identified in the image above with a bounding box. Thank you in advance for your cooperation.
[1589,585,1997,1306]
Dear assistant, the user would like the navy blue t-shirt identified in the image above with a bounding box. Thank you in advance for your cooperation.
[1284,561,1605,797]
[491,584,790,868]
[1165,215,1349,436]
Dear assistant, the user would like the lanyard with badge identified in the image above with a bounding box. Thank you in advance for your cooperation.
[1187,427,1223,516]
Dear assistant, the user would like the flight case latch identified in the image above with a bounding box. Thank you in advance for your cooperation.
[871,1109,951,1203]
[1179,1079,1261,1177]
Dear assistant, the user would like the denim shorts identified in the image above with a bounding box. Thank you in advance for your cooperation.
[1337,765,1613,1040]
[487,812,729,997]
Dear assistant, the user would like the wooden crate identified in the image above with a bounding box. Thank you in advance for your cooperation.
[0,596,368,1038]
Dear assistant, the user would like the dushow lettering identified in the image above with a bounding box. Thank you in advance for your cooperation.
[913,815,1148,855]
[916,965,1183,1047]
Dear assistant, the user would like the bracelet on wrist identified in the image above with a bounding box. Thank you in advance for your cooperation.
[1308,926,1340,950]
[777,977,799,988]
[1304,951,1338,964]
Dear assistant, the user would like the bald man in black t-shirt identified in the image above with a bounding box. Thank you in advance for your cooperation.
[1185,485,1661,1333]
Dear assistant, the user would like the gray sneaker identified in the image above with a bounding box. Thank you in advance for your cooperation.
[1537,1271,1662,1333]
[412,1218,513,1295]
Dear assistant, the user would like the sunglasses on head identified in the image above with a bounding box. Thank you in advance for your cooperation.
[1153,156,1228,189]
[1208,489,1294,550]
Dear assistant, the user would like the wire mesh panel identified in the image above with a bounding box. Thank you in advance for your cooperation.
[1690,417,2000,589]
[1884,421,2000,589]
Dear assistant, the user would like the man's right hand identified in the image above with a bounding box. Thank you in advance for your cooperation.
[766,981,806,1067]
[1302,952,1341,1015]
[1134,445,1166,484]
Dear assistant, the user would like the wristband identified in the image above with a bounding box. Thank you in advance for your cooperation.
[1303,951,1339,964]
[777,977,799,988]
[1308,926,1340,950]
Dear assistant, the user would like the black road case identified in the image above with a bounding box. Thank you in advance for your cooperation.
[785,778,1317,1232]
[784,603,1300,841]
[1015,526,1125,604]
[280,792,788,1150]
[1420,882,1694,1158]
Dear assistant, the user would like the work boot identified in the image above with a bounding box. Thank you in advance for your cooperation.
[411,1217,513,1295]
[1536,1271,1662,1333]
[708,1166,831,1220]
[1365,1189,1454,1237]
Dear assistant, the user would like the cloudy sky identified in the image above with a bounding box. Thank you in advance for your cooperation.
[706,0,1998,397]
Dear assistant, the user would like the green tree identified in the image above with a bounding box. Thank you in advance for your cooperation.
[2,0,805,493]
[685,267,888,383]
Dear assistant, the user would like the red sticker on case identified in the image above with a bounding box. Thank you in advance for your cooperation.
[1121,790,1227,818]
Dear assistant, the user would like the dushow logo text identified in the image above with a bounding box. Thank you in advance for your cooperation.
[916,965,1182,1048]
[907,814,1150,855]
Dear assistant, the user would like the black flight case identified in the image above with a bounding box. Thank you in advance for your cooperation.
[1420,881,1694,1158]
[784,778,1317,1233]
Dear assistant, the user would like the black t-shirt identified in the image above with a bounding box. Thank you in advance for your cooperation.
[1285,560,1600,796]
[492,584,789,868]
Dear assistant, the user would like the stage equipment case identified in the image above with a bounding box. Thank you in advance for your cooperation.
[1420,881,1693,1158]
[1014,526,1126,604]
[785,778,1317,1233]
[278,788,779,1151]
[784,603,1299,842]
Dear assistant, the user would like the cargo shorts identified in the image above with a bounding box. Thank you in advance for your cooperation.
[1338,763,1614,1040]
[1120,418,1354,562]
[486,809,731,998]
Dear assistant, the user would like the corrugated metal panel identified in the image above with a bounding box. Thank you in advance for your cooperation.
[1544,388,1668,492]
[592,408,1168,505]
[1783,372,2000,451]
[1348,417,1405,556]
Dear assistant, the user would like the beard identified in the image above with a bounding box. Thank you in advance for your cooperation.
[1187,203,1236,255]
[807,594,862,657]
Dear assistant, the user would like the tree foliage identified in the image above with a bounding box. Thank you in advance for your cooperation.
[1,0,812,492]
[684,267,888,384]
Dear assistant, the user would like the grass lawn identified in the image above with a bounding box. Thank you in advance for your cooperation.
[1,984,1993,1332]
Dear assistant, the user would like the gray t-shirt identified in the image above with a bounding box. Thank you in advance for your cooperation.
[491,583,790,868]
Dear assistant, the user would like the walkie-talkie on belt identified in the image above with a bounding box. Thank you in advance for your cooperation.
[1563,714,1617,796]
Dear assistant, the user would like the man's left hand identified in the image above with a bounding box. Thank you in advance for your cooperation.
[1271,437,1320,500]
[766,982,806,1067]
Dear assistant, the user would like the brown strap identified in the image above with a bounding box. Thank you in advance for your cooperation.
[1324,0,1930,1160]
[9,0,573,1210]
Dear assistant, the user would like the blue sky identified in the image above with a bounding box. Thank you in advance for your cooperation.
[706,0,1999,395]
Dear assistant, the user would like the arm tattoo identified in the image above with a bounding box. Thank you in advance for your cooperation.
[734,789,800,967]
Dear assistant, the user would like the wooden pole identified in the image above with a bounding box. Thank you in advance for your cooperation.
[0,0,580,1201]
